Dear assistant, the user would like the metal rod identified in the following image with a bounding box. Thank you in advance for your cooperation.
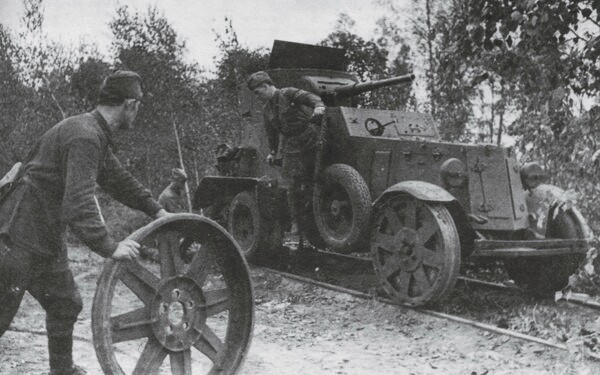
[173,122,193,213]
[260,266,600,362]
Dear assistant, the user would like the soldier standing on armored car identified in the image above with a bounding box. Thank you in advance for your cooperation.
[247,71,325,234]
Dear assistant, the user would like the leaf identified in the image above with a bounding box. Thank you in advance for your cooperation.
[484,38,494,51]
[506,35,513,47]
[511,10,523,22]
[581,8,592,18]
[530,15,538,27]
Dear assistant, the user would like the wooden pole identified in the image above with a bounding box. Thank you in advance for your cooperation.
[173,122,193,213]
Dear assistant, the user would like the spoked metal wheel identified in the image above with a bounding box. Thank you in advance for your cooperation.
[371,195,461,306]
[92,214,253,375]
[228,190,282,262]
[229,194,256,253]
[504,208,586,296]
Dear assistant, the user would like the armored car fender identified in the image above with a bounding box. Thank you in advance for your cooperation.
[373,180,457,205]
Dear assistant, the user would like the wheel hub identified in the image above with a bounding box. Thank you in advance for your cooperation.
[330,200,342,217]
[395,228,421,271]
[151,276,206,352]
[233,207,254,248]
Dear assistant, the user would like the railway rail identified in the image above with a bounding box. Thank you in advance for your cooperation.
[258,244,600,361]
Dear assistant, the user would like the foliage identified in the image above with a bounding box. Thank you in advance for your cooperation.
[320,13,414,110]
[205,18,269,147]
[109,5,206,191]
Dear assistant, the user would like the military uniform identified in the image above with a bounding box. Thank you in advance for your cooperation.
[263,87,325,184]
[0,109,161,371]
[158,168,188,213]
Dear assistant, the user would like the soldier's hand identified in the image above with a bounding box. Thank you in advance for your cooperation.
[112,239,140,261]
[312,106,325,119]
[266,153,275,165]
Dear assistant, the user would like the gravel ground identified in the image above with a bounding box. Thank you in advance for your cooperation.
[0,246,599,374]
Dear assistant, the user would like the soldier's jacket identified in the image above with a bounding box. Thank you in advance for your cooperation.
[0,110,162,258]
[263,87,325,155]
[158,184,187,213]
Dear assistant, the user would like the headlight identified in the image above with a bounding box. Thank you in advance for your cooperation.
[520,162,546,190]
[441,158,467,187]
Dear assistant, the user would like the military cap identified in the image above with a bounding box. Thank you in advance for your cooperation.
[98,70,143,105]
[170,168,188,182]
[247,71,274,90]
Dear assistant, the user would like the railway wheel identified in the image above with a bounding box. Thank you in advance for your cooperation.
[228,190,282,262]
[504,207,586,296]
[92,213,253,375]
[371,195,461,306]
[313,164,372,253]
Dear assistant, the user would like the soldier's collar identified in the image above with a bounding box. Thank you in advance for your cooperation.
[91,109,115,149]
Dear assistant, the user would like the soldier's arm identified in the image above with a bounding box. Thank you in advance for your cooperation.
[263,112,279,154]
[97,149,163,218]
[62,137,118,257]
[285,88,325,109]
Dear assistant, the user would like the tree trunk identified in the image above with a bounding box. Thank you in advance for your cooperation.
[426,0,436,116]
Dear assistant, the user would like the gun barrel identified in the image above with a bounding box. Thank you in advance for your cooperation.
[334,73,415,98]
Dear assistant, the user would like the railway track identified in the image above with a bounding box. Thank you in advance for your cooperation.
[256,244,600,361]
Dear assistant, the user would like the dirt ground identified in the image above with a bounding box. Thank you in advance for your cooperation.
[1,246,599,375]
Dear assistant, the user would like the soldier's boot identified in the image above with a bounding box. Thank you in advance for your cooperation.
[48,334,87,375]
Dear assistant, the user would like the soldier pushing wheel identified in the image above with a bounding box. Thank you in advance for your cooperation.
[0,71,169,374]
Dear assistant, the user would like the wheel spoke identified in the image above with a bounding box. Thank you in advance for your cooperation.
[170,349,192,375]
[373,233,397,252]
[420,246,443,268]
[132,337,168,375]
[203,288,231,317]
[381,253,403,279]
[417,221,438,245]
[118,261,160,305]
[193,322,224,363]
[111,307,153,343]
[158,231,185,277]
[413,265,431,293]
[403,199,417,229]
[383,207,401,230]
[185,245,210,286]
[395,270,411,298]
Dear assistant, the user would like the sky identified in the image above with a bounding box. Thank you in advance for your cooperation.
[0,0,411,72]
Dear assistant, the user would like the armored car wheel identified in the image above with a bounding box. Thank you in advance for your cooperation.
[371,195,461,306]
[504,207,586,296]
[313,164,372,253]
[228,190,282,262]
[92,214,253,375]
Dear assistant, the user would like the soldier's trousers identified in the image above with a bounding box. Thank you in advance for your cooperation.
[0,237,83,338]
[282,149,316,230]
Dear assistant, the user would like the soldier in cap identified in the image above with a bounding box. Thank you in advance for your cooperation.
[0,70,168,374]
[247,71,325,234]
[158,167,188,213]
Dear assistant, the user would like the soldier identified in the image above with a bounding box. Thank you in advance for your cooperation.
[0,70,168,375]
[247,71,325,234]
[158,167,188,213]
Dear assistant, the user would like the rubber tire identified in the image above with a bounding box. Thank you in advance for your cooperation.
[371,196,461,306]
[504,209,585,296]
[313,164,372,253]
[228,191,282,262]
[297,185,327,249]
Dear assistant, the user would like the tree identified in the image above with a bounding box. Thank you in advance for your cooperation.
[205,18,269,147]
[321,13,414,110]
[109,5,204,191]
